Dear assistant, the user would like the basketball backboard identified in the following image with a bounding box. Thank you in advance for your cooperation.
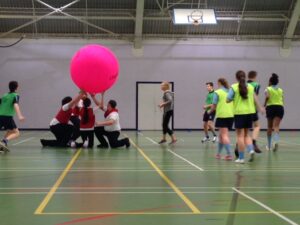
[172,9,217,25]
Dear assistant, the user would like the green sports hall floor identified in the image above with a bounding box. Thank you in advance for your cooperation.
[0,130,300,225]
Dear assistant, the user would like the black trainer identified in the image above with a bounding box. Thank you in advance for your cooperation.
[254,144,262,153]
[125,138,130,149]
[158,139,167,144]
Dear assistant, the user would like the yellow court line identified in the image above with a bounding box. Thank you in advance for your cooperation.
[129,139,201,214]
[38,211,300,215]
[34,149,82,215]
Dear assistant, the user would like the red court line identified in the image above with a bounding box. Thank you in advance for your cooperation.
[56,204,185,225]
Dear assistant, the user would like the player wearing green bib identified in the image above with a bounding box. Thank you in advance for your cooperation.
[210,78,234,161]
[0,81,25,152]
[264,73,284,151]
[227,71,264,164]
[202,82,217,143]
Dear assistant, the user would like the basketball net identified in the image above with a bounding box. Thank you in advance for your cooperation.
[190,9,203,26]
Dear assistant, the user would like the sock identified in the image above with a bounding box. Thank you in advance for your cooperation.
[211,130,216,136]
[206,135,209,139]
[218,142,224,154]
[253,139,257,146]
[246,144,254,153]
[2,139,8,145]
[238,151,245,160]
[224,144,231,155]
[267,135,272,149]
[273,132,280,143]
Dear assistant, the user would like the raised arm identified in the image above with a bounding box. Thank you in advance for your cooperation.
[69,91,86,109]
[91,92,105,111]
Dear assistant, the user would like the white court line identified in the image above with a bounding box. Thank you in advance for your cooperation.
[146,136,204,171]
[232,187,299,225]
[12,137,35,146]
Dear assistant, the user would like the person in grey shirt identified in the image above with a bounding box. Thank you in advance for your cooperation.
[158,81,177,144]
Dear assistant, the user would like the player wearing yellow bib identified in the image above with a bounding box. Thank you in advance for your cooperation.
[210,78,234,161]
[264,73,284,151]
[227,71,264,163]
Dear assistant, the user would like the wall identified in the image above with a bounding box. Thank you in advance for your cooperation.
[0,38,298,129]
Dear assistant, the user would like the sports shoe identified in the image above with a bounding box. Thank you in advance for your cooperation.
[158,139,167,144]
[70,141,76,148]
[212,136,218,143]
[248,150,255,162]
[224,155,233,161]
[254,144,262,153]
[235,159,245,164]
[215,154,221,159]
[0,141,9,152]
[125,138,130,149]
[201,137,210,143]
[266,145,271,151]
[83,140,89,148]
[273,143,279,152]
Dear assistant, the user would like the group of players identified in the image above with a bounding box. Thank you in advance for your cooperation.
[200,71,284,163]
[0,71,284,164]
[157,71,284,164]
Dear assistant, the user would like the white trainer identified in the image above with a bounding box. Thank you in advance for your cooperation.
[235,159,245,164]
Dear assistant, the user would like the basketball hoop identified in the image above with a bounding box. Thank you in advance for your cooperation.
[190,9,203,26]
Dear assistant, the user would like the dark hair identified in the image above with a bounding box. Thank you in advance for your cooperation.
[9,81,18,92]
[236,70,248,99]
[248,71,257,79]
[62,96,72,106]
[218,78,229,89]
[269,73,279,86]
[82,98,91,124]
[108,100,117,108]
[206,82,214,87]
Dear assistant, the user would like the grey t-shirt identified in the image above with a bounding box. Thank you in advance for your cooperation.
[163,90,174,113]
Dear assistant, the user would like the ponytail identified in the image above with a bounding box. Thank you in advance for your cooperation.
[218,78,229,89]
[236,70,248,99]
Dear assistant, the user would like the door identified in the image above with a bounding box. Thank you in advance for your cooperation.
[136,82,174,130]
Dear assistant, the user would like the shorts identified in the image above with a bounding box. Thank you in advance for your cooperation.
[215,118,234,130]
[203,111,215,122]
[252,112,259,122]
[266,105,284,119]
[234,114,253,129]
[0,116,17,130]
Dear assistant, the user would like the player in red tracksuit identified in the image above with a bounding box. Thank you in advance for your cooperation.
[40,91,85,147]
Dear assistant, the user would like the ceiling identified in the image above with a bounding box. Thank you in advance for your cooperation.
[0,0,300,48]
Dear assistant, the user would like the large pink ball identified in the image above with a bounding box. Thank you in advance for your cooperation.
[70,45,119,93]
